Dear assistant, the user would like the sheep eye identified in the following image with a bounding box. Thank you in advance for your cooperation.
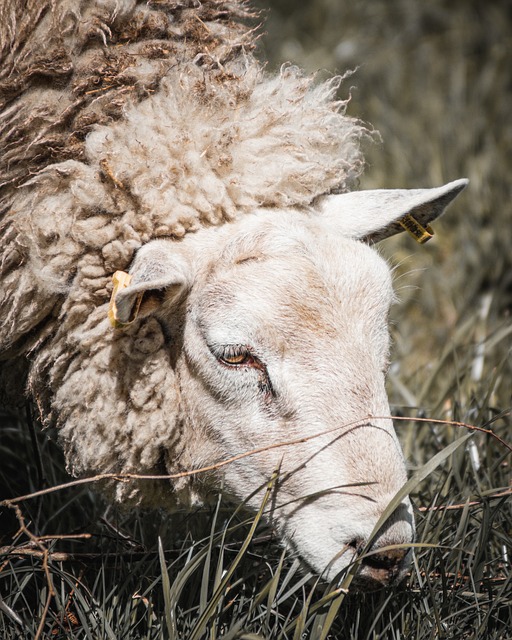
[213,345,275,397]
[219,349,254,366]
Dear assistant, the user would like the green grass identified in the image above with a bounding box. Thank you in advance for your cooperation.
[1,0,511,637]
[0,342,510,639]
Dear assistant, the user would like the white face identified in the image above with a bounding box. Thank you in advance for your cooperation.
[172,215,415,586]
[109,180,466,588]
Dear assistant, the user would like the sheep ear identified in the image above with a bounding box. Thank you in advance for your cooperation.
[317,179,468,243]
[110,240,191,327]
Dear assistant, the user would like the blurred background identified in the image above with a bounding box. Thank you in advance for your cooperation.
[255,0,511,421]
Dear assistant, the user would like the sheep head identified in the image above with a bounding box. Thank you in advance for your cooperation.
[110,179,467,587]
[0,0,468,591]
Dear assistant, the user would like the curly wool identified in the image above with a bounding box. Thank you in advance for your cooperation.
[0,0,369,504]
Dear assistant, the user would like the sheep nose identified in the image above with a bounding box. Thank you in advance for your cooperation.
[349,539,411,589]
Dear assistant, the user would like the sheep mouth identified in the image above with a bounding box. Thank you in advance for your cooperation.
[349,547,413,592]
[349,569,410,593]
[290,548,411,594]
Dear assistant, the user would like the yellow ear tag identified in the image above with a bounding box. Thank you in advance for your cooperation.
[108,270,142,329]
[398,214,434,244]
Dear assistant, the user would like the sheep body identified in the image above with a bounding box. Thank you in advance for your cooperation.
[0,0,467,586]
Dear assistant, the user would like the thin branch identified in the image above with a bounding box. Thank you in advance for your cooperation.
[11,505,55,594]
[418,488,512,512]
[34,590,52,640]
[0,533,92,561]
[1,414,509,509]
[10,505,55,639]
[0,548,71,562]
[385,413,512,453]
[0,415,371,506]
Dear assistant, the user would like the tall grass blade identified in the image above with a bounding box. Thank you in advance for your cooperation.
[187,471,279,640]
[158,536,176,639]
[200,494,222,615]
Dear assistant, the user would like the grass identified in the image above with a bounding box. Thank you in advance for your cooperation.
[0,334,510,638]
[1,0,512,638]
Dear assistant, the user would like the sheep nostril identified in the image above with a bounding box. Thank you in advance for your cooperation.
[362,547,409,571]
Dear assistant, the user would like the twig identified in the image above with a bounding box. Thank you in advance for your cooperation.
[385,414,512,453]
[0,415,371,506]
[0,534,92,561]
[1,512,93,636]
[9,505,55,639]
[418,488,512,512]
[0,548,71,562]
[35,590,52,640]
[1,414,509,509]
[36,533,92,542]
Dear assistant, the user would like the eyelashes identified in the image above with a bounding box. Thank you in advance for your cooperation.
[217,345,256,367]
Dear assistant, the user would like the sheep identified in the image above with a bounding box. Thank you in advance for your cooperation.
[0,0,467,589]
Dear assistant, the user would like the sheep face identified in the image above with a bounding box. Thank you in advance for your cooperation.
[180,217,412,587]
[113,180,467,587]
[119,215,412,587]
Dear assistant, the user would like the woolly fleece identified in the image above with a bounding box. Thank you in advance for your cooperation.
[0,0,368,503]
